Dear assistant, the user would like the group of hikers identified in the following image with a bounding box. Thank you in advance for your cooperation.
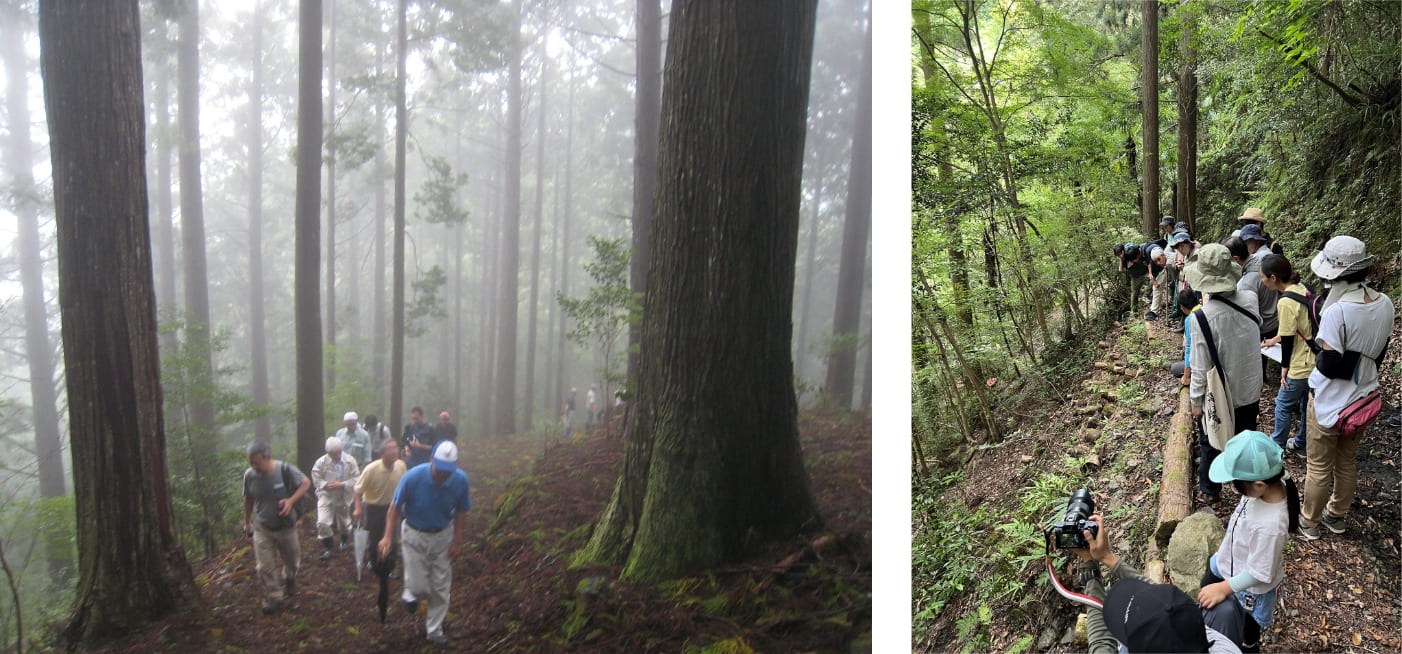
[241,406,469,645]
[1080,211,1394,653]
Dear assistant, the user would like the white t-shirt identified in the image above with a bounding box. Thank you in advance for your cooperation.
[1214,496,1288,595]
[1308,287,1393,427]
[587,389,597,408]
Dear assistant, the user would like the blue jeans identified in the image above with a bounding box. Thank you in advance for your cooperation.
[1210,554,1279,630]
[1197,415,1221,496]
[1270,377,1308,449]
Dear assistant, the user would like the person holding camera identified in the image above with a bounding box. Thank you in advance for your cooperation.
[1065,514,1244,653]
[1197,430,1297,652]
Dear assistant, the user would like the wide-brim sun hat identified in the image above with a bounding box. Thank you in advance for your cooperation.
[1310,235,1375,281]
[1239,224,1269,243]
[1238,207,1266,223]
[1209,430,1283,483]
[1184,243,1240,294]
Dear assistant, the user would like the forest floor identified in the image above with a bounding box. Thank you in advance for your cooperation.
[916,309,1401,653]
[73,410,871,653]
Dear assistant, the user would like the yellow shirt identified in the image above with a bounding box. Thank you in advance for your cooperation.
[355,458,407,506]
[1276,283,1316,379]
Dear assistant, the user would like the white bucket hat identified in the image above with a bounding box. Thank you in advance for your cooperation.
[1310,235,1375,281]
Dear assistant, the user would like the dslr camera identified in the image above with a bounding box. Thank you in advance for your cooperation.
[1048,489,1099,550]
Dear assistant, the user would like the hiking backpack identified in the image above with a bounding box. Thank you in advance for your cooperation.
[1279,288,1323,354]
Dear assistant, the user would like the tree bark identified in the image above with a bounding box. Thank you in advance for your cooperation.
[822,23,871,409]
[247,0,271,444]
[794,178,820,381]
[1155,388,1193,546]
[295,0,325,474]
[154,52,177,328]
[3,3,70,581]
[177,0,215,438]
[1141,0,1160,238]
[389,0,407,432]
[628,0,662,389]
[325,0,338,391]
[579,0,821,582]
[39,2,198,644]
[373,40,388,397]
[494,0,524,436]
[1176,9,1197,235]
[524,53,548,429]
[554,71,576,425]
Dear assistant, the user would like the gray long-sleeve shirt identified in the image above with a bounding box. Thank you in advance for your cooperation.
[1236,250,1278,337]
[1189,290,1263,410]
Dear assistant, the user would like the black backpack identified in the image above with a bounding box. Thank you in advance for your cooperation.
[1279,288,1322,354]
[280,462,317,522]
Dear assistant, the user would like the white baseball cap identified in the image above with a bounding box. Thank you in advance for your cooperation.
[432,440,458,472]
[343,411,358,422]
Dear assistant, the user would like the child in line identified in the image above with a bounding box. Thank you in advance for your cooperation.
[1258,255,1315,453]
[1169,286,1202,386]
[1198,430,1298,653]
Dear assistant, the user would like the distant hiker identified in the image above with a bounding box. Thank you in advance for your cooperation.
[243,440,312,614]
[337,411,373,472]
[1156,215,1175,249]
[1186,244,1262,505]
[312,436,360,560]
[363,413,394,452]
[1236,225,1279,340]
[355,438,407,578]
[614,388,625,409]
[1298,236,1393,540]
[1147,245,1169,321]
[1258,254,1314,453]
[403,406,438,469]
[1198,431,1298,652]
[1116,242,1149,315]
[380,440,472,646]
[1169,286,1203,386]
[562,387,577,439]
[1068,515,1245,653]
[436,411,459,449]
[586,383,599,427]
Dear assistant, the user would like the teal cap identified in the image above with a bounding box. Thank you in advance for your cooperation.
[1209,430,1283,483]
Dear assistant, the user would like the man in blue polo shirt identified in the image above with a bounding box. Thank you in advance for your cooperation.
[379,440,470,645]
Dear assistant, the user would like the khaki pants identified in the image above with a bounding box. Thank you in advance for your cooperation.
[317,493,353,541]
[1301,401,1364,526]
[1150,270,1170,314]
[403,523,454,638]
[253,521,300,601]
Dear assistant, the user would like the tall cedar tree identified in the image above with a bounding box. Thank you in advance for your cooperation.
[822,22,872,408]
[524,54,547,426]
[627,0,662,387]
[494,0,524,435]
[295,0,325,473]
[248,0,272,443]
[3,4,70,580]
[389,0,407,435]
[38,0,198,644]
[1141,0,1159,236]
[177,0,216,438]
[579,0,822,582]
[325,0,338,390]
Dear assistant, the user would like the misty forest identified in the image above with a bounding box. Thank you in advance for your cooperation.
[0,0,872,651]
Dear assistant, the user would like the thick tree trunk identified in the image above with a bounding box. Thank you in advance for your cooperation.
[1141,0,1159,238]
[579,0,821,582]
[247,0,271,444]
[154,58,177,327]
[494,0,524,436]
[822,24,871,409]
[1155,388,1194,545]
[295,0,325,474]
[524,54,547,429]
[4,4,70,581]
[628,0,662,388]
[39,1,198,644]
[1176,10,1197,235]
[177,0,215,438]
[390,0,407,432]
[325,0,337,391]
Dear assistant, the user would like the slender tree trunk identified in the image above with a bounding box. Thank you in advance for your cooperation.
[325,0,337,390]
[39,2,198,643]
[524,54,548,429]
[247,0,271,443]
[453,220,463,409]
[859,336,872,413]
[916,9,972,327]
[579,0,821,582]
[547,168,561,416]
[1176,9,1197,235]
[1141,0,1160,237]
[628,0,662,388]
[494,0,524,435]
[177,0,215,441]
[479,172,496,437]
[295,0,325,474]
[794,179,819,381]
[155,58,177,328]
[3,4,70,581]
[390,0,407,432]
[554,71,575,425]
[372,42,387,397]
[822,24,871,409]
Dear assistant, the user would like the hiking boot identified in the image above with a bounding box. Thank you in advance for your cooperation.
[320,549,333,561]
[1146,311,1158,320]
[1286,439,1305,457]
[427,632,448,645]
[1298,519,1321,541]
[403,598,420,615]
[261,599,284,614]
[284,578,296,597]
[1321,513,1347,534]
[1199,492,1219,507]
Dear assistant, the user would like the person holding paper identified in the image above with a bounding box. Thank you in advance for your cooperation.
[1258,254,1315,454]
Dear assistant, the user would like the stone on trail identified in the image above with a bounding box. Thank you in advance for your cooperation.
[1165,511,1225,596]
